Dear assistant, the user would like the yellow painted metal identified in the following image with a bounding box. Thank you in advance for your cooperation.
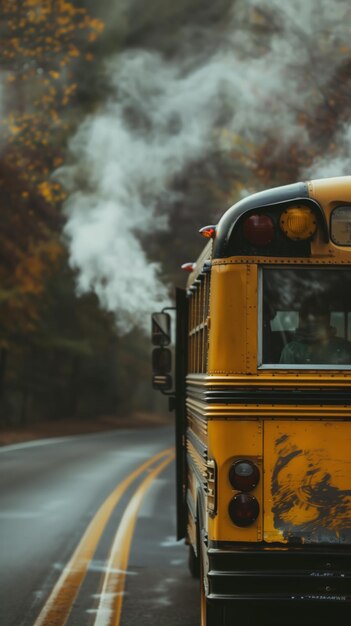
[188,373,351,387]
[308,176,351,211]
[185,176,351,552]
[263,420,351,544]
[207,264,258,374]
[207,420,263,542]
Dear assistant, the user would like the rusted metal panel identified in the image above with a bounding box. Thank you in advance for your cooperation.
[264,420,351,544]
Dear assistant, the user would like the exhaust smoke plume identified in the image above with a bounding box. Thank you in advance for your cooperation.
[61,0,351,333]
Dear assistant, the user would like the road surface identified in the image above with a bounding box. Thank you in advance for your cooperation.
[0,426,199,626]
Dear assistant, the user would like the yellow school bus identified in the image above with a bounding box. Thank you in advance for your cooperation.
[152,176,351,625]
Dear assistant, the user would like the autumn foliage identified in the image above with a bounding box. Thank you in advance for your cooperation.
[0,1,104,340]
[0,2,107,424]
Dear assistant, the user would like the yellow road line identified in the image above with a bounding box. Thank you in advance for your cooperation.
[93,452,175,626]
[33,447,174,626]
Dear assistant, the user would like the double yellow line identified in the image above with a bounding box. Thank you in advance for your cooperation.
[33,447,175,626]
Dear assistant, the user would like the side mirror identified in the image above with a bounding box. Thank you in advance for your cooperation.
[152,347,173,391]
[151,312,171,346]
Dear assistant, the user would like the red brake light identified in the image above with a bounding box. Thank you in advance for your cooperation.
[228,494,259,527]
[243,214,274,246]
[229,460,260,492]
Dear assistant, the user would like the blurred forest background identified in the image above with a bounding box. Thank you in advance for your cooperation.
[1,0,351,429]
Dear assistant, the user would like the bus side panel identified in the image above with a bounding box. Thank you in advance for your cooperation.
[264,420,351,544]
[175,287,188,540]
[208,264,257,374]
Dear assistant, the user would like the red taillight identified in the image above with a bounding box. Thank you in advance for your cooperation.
[228,494,259,527]
[229,460,260,492]
[181,262,196,272]
[243,214,274,246]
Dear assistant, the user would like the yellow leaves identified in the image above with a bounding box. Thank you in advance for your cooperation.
[8,123,22,136]
[58,0,79,16]
[57,16,70,26]
[38,182,53,201]
[53,156,64,168]
[50,110,59,123]
[68,47,80,58]
[27,10,39,23]
[90,18,105,33]
[26,0,44,7]
[38,181,66,205]
[62,83,77,106]
[14,239,64,297]
[0,0,105,299]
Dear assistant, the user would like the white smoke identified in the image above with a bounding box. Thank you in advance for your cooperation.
[303,125,351,179]
[61,0,351,333]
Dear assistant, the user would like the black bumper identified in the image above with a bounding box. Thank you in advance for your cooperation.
[207,542,351,605]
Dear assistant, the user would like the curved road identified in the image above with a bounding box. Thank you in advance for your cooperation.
[0,426,199,626]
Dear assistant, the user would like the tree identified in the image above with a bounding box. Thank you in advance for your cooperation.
[0,1,104,423]
[0,1,104,335]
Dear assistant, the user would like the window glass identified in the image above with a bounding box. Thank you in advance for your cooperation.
[261,269,351,367]
[331,206,351,245]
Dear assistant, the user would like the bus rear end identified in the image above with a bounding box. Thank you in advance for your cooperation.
[184,177,351,624]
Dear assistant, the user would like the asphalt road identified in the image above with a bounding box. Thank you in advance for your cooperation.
[0,426,199,626]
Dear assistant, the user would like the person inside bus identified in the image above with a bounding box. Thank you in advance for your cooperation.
[279,294,351,365]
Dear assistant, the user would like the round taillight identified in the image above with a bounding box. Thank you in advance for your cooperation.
[228,494,259,527]
[243,214,274,246]
[229,460,260,492]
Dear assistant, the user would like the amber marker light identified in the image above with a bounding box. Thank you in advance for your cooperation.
[279,206,317,241]
[199,225,217,239]
[181,262,196,272]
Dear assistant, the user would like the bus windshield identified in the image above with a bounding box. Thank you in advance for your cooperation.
[261,268,351,367]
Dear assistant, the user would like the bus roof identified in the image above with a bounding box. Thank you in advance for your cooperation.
[213,176,351,259]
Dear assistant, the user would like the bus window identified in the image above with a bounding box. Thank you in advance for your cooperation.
[261,268,351,367]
